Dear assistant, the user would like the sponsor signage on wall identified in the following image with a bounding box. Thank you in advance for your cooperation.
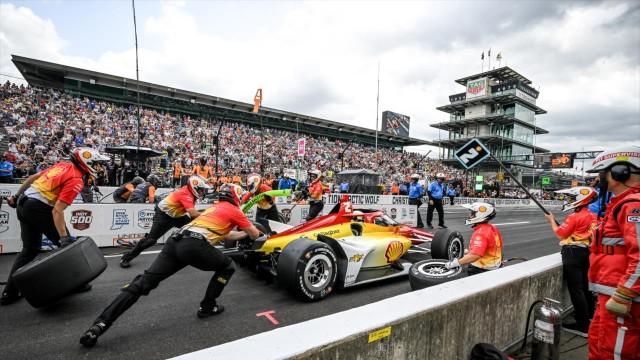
[0,210,8,233]
[137,209,155,229]
[70,210,93,230]
[466,77,488,99]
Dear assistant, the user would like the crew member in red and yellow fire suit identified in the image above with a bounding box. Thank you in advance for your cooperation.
[445,202,503,276]
[1,147,109,305]
[119,175,211,268]
[584,146,640,359]
[80,183,261,348]
[242,174,279,233]
[544,186,598,337]
[305,169,325,221]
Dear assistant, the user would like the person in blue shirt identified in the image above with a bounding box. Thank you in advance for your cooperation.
[446,185,457,206]
[0,155,14,183]
[427,173,447,229]
[408,174,425,228]
[339,181,349,193]
[278,174,293,190]
[587,177,612,218]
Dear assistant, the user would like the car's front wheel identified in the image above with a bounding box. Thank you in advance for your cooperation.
[277,238,338,301]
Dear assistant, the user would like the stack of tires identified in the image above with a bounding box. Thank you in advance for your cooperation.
[409,229,466,291]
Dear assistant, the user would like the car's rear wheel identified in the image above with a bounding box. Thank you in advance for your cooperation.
[277,238,337,301]
[408,259,466,291]
[430,229,464,260]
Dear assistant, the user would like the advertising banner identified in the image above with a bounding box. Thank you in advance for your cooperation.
[466,77,488,99]
[381,111,410,137]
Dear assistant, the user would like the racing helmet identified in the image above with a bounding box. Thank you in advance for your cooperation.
[586,146,640,182]
[131,176,145,186]
[218,183,245,207]
[555,186,597,212]
[246,173,261,194]
[461,202,496,226]
[187,175,212,199]
[308,169,322,181]
[147,174,161,187]
[71,147,109,177]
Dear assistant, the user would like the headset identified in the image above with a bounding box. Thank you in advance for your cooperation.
[610,164,631,182]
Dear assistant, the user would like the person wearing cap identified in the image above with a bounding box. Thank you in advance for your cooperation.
[80,183,261,348]
[1,147,109,305]
[444,202,503,275]
[305,169,325,221]
[426,173,447,229]
[544,186,598,337]
[583,146,640,359]
[408,174,425,228]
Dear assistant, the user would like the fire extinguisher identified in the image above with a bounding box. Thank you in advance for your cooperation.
[530,298,562,360]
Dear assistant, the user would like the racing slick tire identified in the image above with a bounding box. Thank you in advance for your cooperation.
[11,236,107,308]
[277,237,338,301]
[409,259,466,291]
[430,229,464,260]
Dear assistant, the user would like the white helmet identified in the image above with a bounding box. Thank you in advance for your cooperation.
[187,175,212,199]
[461,202,496,226]
[71,147,109,177]
[586,146,640,175]
[309,169,322,180]
[555,186,597,212]
[247,173,261,194]
[410,173,420,180]
[436,173,446,179]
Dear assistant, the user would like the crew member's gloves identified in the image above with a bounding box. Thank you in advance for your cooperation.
[444,258,460,269]
[6,195,18,208]
[605,287,639,317]
[59,235,75,248]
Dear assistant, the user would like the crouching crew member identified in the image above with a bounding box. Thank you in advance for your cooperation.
[1,147,109,305]
[243,174,279,233]
[128,174,160,203]
[306,169,325,221]
[544,186,597,338]
[112,176,144,203]
[80,184,261,348]
[584,146,640,360]
[445,202,503,275]
[120,175,211,268]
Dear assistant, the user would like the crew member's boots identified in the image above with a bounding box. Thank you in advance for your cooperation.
[80,321,108,348]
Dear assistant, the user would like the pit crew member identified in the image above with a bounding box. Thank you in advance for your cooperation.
[584,146,640,359]
[112,176,144,203]
[1,147,109,305]
[128,174,160,203]
[119,175,211,268]
[544,186,597,337]
[80,184,261,348]
[445,202,503,276]
[306,169,325,221]
[242,174,279,233]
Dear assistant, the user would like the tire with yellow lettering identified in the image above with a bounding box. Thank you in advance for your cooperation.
[430,229,464,260]
[277,237,337,301]
[409,259,465,290]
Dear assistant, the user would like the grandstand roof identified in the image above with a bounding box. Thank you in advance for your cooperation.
[12,55,433,148]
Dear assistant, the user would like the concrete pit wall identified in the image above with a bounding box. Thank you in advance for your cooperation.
[174,254,567,360]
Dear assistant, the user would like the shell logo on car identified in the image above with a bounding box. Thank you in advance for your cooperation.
[385,240,404,263]
[349,254,364,262]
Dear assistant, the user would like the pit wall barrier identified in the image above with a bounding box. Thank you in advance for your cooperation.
[0,202,418,254]
[172,254,568,360]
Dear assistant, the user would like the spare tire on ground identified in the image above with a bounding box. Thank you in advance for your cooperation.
[430,229,464,260]
[11,236,107,308]
[409,259,466,290]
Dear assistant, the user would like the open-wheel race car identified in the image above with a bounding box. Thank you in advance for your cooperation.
[224,200,465,301]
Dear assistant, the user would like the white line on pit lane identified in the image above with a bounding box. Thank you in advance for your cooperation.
[492,221,530,226]
[104,250,161,258]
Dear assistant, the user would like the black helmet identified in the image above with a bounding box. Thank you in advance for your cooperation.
[147,174,161,187]
[131,176,145,186]
[217,183,244,207]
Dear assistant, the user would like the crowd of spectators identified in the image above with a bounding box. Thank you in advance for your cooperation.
[0,81,563,200]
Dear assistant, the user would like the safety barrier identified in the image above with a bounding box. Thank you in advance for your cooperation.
[172,253,568,360]
[0,202,418,253]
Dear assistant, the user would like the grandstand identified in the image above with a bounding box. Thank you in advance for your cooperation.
[11,55,431,149]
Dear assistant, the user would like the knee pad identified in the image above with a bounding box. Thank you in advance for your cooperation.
[215,260,235,285]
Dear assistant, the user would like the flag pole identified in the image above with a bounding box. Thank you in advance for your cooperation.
[375,61,380,154]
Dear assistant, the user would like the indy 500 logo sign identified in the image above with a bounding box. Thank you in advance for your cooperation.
[70,210,93,230]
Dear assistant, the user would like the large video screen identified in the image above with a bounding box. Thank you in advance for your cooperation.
[381,111,410,137]
[535,153,575,169]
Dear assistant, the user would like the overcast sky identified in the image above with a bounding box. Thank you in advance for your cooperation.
[0,0,638,156]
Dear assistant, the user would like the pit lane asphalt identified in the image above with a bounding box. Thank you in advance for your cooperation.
[0,207,565,360]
